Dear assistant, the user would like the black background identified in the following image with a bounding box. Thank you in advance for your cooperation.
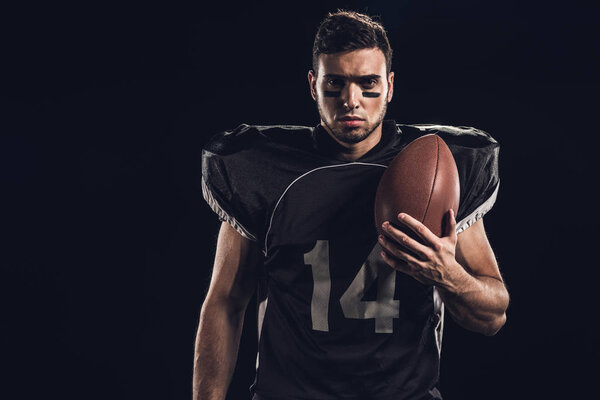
[3,0,599,399]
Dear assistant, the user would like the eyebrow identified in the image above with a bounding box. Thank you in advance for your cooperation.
[323,74,382,80]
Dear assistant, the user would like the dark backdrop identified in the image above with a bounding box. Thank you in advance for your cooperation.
[3,1,598,399]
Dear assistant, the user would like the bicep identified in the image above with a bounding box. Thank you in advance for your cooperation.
[204,222,263,312]
[455,218,503,281]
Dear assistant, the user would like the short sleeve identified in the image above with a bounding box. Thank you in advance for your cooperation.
[421,125,500,233]
[201,123,320,246]
[201,125,264,241]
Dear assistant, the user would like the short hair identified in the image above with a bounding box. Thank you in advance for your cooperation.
[312,10,393,74]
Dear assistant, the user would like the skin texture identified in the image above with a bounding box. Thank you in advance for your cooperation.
[378,211,509,335]
[193,47,509,399]
[193,222,261,400]
[308,48,394,160]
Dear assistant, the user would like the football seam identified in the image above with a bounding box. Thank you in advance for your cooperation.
[422,136,440,224]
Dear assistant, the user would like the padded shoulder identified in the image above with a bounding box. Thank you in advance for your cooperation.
[398,124,500,232]
[204,124,315,156]
[201,124,316,242]
[398,123,498,149]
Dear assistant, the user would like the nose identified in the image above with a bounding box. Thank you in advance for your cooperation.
[341,82,361,110]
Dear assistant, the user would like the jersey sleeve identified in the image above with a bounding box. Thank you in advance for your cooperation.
[201,124,264,241]
[414,125,500,233]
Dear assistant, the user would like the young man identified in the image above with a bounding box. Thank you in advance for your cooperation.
[194,11,509,400]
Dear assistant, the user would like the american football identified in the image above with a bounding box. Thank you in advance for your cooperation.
[374,134,460,238]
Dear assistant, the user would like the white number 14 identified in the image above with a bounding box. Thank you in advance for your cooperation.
[304,240,399,333]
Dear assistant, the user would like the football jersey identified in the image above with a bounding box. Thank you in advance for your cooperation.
[201,120,500,400]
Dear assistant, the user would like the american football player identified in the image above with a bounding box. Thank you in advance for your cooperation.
[193,10,509,400]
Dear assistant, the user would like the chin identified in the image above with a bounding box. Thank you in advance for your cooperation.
[335,131,371,144]
[331,125,375,144]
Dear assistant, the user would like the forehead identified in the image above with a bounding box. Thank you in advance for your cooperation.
[317,48,387,77]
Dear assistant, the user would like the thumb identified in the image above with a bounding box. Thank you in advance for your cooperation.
[445,209,457,240]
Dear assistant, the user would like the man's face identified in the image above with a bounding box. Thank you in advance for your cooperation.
[309,48,394,145]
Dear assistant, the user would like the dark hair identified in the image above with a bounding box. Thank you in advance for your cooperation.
[312,10,392,74]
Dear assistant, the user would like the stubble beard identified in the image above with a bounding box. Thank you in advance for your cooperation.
[317,95,388,145]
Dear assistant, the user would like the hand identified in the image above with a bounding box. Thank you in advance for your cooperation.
[378,210,467,291]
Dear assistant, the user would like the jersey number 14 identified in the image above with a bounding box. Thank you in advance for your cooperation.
[304,240,399,334]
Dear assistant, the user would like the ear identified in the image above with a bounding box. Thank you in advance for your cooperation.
[308,69,317,101]
[386,71,394,103]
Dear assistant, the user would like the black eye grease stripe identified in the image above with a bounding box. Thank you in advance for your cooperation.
[324,91,341,97]
[362,92,381,98]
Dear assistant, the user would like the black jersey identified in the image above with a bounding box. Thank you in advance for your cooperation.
[201,120,499,400]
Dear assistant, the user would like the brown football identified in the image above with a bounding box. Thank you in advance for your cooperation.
[374,134,460,238]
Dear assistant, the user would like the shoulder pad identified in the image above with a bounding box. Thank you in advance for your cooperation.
[204,124,315,156]
[398,123,500,231]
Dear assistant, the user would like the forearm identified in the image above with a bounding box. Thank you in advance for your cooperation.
[193,299,246,400]
[438,266,509,336]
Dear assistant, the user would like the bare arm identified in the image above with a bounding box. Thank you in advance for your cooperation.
[193,222,262,400]
[437,217,509,335]
[379,211,509,336]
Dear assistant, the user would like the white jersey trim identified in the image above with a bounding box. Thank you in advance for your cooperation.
[456,182,500,233]
[413,124,486,136]
[256,296,268,370]
[201,176,257,241]
[433,287,445,356]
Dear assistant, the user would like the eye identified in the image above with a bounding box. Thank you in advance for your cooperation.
[361,78,379,88]
[326,78,344,88]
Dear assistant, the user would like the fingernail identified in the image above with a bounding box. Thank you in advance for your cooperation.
[382,221,389,228]
[398,213,405,220]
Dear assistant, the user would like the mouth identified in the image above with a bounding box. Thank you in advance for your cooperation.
[338,116,365,128]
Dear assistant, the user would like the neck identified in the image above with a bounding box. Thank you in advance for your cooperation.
[320,122,383,161]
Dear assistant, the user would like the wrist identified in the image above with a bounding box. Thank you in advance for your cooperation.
[440,260,473,296]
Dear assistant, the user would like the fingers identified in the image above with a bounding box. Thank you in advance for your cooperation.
[379,248,428,285]
[379,245,418,271]
[380,222,431,260]
[380,248,408,270]
[395,213,440,247]
[445,209,457,240]
[379,211,459,287]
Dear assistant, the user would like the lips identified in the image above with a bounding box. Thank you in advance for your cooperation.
[339,116,365,127]
[339,116,365,121]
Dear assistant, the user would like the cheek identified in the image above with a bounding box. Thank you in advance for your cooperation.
[318,96,337,114]
[365,97,387,113]
[364,86,389,110]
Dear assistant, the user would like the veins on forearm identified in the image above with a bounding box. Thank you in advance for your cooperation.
[437,273,508,334]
